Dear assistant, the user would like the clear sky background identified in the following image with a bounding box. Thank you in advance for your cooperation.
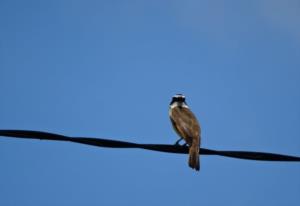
[1,0,300,205]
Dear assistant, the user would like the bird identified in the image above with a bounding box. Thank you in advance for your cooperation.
[169,94,201,171]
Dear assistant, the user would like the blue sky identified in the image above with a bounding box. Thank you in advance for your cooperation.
[1,0,300,205]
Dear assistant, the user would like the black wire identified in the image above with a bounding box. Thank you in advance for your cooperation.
[0,129,300,162]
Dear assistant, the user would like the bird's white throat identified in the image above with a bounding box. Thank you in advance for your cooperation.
[169,102,189,109]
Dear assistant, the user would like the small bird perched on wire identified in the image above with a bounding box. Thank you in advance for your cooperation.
[169,94,201,171]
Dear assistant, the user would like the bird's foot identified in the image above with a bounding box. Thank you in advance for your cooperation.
[174,138,188,147]
[174,138,183,146]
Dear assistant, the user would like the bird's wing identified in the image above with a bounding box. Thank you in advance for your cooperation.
[170,107,201,144]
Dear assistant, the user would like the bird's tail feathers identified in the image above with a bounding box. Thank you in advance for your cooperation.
[188,144,200,171]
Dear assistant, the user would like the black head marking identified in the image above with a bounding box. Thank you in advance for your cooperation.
[170,94,186,105]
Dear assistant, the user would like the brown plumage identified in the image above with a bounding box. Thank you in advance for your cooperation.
[169,97,201,171]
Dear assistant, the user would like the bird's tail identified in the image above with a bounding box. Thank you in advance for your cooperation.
[188,142,200,171]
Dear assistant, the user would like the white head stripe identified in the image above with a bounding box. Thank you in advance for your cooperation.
[173,94,185,98]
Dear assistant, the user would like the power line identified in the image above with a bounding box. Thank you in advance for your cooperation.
[1,129,300,162]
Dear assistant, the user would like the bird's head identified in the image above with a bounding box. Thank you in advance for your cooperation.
[170,94,187,106]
